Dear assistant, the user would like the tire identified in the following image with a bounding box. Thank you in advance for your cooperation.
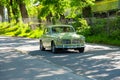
[78,47,84,53]
[51,42,57,53]
[39,40,45,51]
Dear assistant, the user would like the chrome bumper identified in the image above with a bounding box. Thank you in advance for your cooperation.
[55,44,85,49]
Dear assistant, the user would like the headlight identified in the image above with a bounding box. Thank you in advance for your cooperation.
[82,36,85,41]
[81,36,85,43]
[56,38,62,44]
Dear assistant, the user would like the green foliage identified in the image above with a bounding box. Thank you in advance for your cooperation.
[115,16,120,29]
[38,0,70,23]
[8,23,31,37]
[109,29,120,40]
[0,22,18,35]
[71,18,90,35]
[0,0,7,6]
[83,16,120,46]
[38,0,95,23]
[1,0,95,24]
[0,22,9,34]
[86,34,120,46]
[90,18,107,35]
[28,28,43,38]
[0,22,43,38]
[68,16,120,46]
[17,24,31,37]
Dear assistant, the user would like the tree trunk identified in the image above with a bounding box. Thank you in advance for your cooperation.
[6,5,11,22]
[17,0,29,23]
[10,0,20,23]
[0,5,4,22]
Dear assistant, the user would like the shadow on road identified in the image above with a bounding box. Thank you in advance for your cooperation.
[0,49,76,80]
[28,48,120,80]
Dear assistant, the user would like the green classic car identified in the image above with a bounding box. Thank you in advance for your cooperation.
[39,25,85,53]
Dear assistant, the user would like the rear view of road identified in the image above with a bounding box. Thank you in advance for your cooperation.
[0,36,120,80]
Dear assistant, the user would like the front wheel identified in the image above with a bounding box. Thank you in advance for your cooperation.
[51,42,57,53]
[39,40,45,51]
[78,47,84,53]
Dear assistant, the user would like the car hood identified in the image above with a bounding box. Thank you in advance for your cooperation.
[52,32,84,39]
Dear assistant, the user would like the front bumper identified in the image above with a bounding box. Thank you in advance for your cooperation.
[55,44,85,49]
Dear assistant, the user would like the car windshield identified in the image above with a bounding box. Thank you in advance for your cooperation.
[52,26,75,33]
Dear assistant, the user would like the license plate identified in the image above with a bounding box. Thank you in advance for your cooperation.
[67,46,77,48]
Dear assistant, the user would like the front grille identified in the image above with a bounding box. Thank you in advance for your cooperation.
[72,39,80,44]
[62,39,71,44]
[62,39,80,44]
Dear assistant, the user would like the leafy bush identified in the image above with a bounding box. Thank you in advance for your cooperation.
[85,16,120,46]
[0,22,11,34]
[17,24,31,37]
[71,18,91,35]
[90,18,107,35]
[0,22,44,38]
[28,28,43,38]
[86,34,120,46]
[115,16,120,29]
[109,29,120,40]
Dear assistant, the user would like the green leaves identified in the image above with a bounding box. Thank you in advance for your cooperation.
[37,0,95,24]
[1,0,95,23]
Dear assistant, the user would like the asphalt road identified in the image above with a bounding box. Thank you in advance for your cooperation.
[0,36,120,80]
[29,44,120,80]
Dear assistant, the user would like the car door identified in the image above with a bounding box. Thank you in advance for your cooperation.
[42,28,52,48]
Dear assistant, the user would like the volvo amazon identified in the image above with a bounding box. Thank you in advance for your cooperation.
[39,25,85,53]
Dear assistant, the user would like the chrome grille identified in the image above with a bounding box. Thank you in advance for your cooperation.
[62,39,71,44]
[72,39,80,44]
[62,39,80,44]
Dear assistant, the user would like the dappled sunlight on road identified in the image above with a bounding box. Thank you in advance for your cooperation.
[1,35,87,80]
[0,36,120,80]
[0,49,73,80]
[30,45,120,80]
